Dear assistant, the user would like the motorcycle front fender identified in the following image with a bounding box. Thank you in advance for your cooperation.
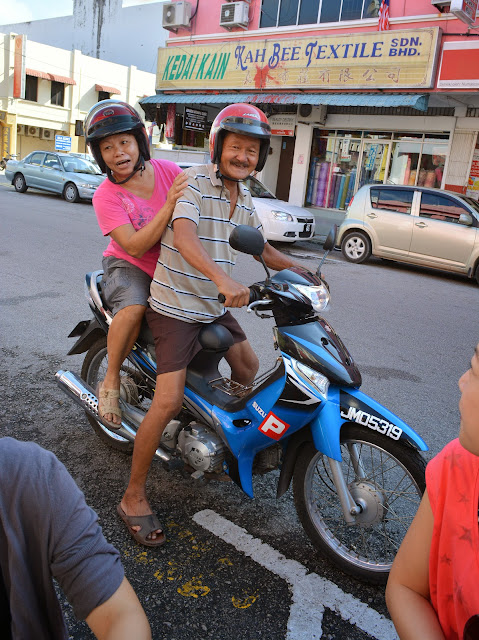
[309,386,428,462]
[67,318,105,355]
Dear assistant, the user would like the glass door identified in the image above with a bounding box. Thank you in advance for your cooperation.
[358,141,391,190]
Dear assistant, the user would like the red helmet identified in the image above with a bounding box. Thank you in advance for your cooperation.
[209,103,271,172]
[84,99,150,174]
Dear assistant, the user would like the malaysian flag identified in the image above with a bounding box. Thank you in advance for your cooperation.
[377,0,390,31]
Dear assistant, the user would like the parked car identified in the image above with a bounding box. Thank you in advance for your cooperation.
[5,151,105,202]
[177,162,315,243]
[68,152,103,173]
[337,184,479,284]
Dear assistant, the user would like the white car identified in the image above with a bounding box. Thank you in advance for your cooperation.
[177,162,315,243]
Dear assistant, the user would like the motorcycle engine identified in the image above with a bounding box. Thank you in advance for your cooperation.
[177,422,226,474]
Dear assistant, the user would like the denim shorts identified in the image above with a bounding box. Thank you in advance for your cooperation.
[101,256,152,315]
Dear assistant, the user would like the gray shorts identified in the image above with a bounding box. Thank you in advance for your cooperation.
[101,256,152,315]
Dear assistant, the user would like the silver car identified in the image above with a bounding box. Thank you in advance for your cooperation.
[337,184,479,284]
[5,151,105,203]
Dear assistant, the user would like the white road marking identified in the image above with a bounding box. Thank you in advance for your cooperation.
[193,509,398,640]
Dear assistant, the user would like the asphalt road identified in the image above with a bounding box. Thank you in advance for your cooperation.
[1,176,478,639]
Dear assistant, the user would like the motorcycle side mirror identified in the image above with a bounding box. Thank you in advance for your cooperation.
[323,225,337,251]
[316,224,338,276]
[229,225,271,281]
[229,225,265,256]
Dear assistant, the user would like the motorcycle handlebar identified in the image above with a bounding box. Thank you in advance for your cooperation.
[218,287,259,305]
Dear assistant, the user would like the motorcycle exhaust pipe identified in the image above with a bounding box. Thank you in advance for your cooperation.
[55,370,171,463]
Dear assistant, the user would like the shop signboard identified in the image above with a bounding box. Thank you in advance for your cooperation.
[157,28,440,92]
[450,0,478,24]
[466,148,479,200]
[55,135,71,151]
[183,107,207,131]
[438,41,479,88]
[269,114,296,136]
[13,35,26,99]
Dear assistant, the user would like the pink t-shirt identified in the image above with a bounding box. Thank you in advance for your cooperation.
[93,159,182,278]
[427,439,479,640]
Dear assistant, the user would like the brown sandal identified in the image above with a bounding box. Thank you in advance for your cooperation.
[96,383,122,429]
[117,504,166,547]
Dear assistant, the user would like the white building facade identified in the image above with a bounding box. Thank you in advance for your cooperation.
[0,32,156,158]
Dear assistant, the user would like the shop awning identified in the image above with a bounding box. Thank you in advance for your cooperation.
[140,93,429,112]
[26,68,76,85]
[95,83,121,95]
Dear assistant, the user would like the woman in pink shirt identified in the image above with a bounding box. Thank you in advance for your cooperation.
[85,100,187,434]
[386,344,479,639]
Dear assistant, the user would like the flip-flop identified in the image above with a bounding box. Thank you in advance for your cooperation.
[96,382,122,430]
[116,504,166,547]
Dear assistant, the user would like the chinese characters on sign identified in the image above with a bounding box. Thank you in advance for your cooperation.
[157,28,440,92]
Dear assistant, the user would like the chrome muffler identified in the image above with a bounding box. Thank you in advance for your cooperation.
[55,370,171,463]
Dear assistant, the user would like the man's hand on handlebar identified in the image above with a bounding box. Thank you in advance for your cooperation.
[217,276,250,308]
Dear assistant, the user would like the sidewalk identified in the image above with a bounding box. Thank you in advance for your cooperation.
[305,206,346,243]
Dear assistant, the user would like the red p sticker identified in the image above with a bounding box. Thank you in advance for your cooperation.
[258,412,290,441]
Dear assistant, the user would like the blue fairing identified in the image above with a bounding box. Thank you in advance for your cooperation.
[309,386,428,461]
[185,369,322,498]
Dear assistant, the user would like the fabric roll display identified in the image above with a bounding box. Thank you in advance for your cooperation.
[403,156,411,185]
[339,174,351,209]
[336,175,346,209]
[424,170,436,187]
[345,168,356,206]
[316,161,330,206]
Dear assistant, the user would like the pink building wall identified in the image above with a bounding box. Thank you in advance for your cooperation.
[167,0,471,40]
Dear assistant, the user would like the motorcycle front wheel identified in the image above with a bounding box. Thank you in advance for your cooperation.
[81,336,153,453]
[293,424,426,584]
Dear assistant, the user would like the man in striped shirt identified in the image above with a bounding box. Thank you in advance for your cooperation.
[117,104,301,546]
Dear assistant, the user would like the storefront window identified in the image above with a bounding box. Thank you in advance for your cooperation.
[306,135,336,207]
[358,142,390,189]
[327,137,360,208]
[306,130,449,209]
[388,140,421,185]
[418,140,447,189]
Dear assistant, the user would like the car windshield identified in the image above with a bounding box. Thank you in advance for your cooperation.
[459,195,479,216]
[244,176,276,199]
[61,156,102,175]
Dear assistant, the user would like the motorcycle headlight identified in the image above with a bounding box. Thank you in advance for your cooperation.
[293,360,329,399]
[272,210,294,222]
[295,283,330,312]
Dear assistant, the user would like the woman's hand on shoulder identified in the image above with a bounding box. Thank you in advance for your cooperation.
[165,171,189,210]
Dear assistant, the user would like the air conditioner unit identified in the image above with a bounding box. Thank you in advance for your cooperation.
[26,126,40,137]
[17,124,24,135]
[40,128,54,140]
[220,1,249,29]
[162,1,192,31]
[430,0,451,11]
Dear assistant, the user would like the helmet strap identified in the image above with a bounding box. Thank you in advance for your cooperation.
[107,155,146,185]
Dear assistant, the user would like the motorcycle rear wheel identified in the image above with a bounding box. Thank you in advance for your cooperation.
[293,424,426,584]
[81,336,153,453]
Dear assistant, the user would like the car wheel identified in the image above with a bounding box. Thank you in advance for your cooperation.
[64,183,80,203]
[341,231,372,264]
[474,263,479,286]
[13,173,28,193]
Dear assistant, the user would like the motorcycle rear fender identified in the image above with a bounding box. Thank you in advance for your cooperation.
[309,386,428,462]
[67,318,105,355]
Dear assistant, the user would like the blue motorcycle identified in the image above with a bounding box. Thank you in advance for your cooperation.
[56,225,427,584]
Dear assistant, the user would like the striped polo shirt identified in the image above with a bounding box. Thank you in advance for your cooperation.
[149,163,263,323]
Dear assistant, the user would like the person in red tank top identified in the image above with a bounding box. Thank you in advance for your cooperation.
[386,344,479,639]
